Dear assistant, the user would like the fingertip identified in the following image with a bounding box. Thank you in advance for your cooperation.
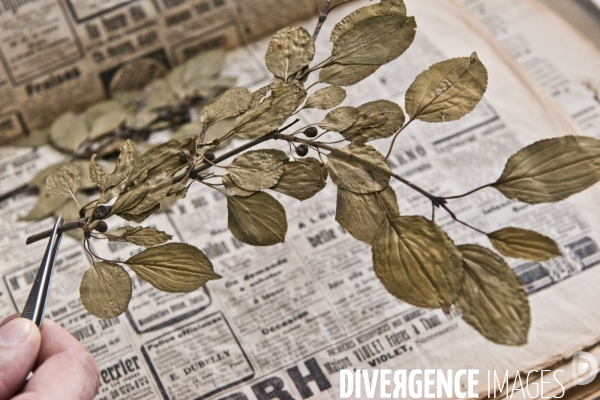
[0,318,41,399]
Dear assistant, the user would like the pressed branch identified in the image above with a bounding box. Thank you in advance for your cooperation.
[27,120,301,244]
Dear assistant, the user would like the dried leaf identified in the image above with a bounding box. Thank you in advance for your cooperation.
[493,136,600,204]
[129,137,195,185]
[488,227,561,262]
[330,0,407,43]
[405,53,488,122]
[56,192,88,221]
[145,79,178,111]
[11,128,50,148]
[185,49,225,80]
[119,204,160,224]
[303,86,346,110]
[46,164,80,200]
[227,192,287,246]
[204,118,236,144]
[336,186,399,245]
[89,155,107,188]
[266,26,315,82]
[104,226,172,247]
[319,63,379,87]
[124,243,220,292]
[332,14,416,66]
[341,100,404,143]
[85,100,122,128]
[89,110,125,140]
[28,163,68,189]
[327,143,391,194]
[317,107,358,132]
[227,149,288,191]
[456,245,530,346]
[50,112,88,153]
[223,174,255,197]
[96,140,136,204]
[119,173,173,219]
[20,186,68,221]
[272,158,328,200]
[373,216,463,310]
[80,262,132,319]
[201,87,252,126]
[234,83,306,139]
[111,184,150,215]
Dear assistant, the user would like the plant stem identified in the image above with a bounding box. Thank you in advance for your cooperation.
[443,184,492,199]
[177,119,300,183]
[312,0,333,40]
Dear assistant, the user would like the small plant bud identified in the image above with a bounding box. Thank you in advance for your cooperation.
[190,169,199,180]
[95,221,108,233]
[296,144,309,157]
[93,205,111,220]
[179,149,191,162]
[204,152,216,162]
[304,127,318,138]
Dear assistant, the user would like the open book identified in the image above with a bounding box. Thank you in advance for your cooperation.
[1,0,600,399]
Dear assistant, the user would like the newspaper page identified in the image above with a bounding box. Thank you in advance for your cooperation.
[2,0,600,399]
[0,0,325,144]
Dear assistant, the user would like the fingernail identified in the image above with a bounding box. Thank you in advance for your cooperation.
[0,318,32,346]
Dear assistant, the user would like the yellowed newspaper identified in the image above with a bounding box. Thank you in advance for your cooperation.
[0,0,323,143]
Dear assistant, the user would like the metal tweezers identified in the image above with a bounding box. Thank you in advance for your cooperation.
[21,215,64,326]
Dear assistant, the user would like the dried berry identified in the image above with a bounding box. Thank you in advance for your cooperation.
[179,149,191,162]
[93,205,111,220]
[296,144,309,157]
[190,169,199,180]
[204,152,216,162]
[95,221,108,233]
[304,127,318,138]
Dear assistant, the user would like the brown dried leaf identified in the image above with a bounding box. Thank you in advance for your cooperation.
[303,86,346,110]
[341,100,405,143]
[319,63,380,87]
[124,243,221,292]
[234,83,306,139]
[50,112,88,153]
[272,158,328,201]
[327,143,391,193]
[80,262,132,319]
[405,53,488,122]
[493,136,600,204]
[201,87,252,126]
[488,227,561,262]
[104,226,173,247]
[336,186,399,245]
[46,164,80,200]
[373,215,463,310]
[456,244,530,346]
[223,174,255,197]
[89,110,125,140]
[317,106,358,132]
[332,14,416,66]
[266,26,315,82]
[330,0,407,43]
[227,192,287,246]
[20,186,68,221]
[227,149,288,191]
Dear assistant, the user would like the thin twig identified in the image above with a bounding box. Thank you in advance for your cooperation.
[443,183,492,200]
[312,0,333,39]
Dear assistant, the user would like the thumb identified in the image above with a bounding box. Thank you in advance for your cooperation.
[0,318,41,400]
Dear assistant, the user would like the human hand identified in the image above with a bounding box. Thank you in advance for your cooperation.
[0,314,99,400]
